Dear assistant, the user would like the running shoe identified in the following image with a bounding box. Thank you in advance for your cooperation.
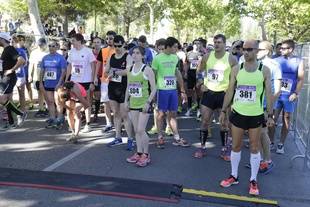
[66,134,78,144]
[81,124,91,133]
[270,142,276,151]
[126,153,141,163]
[17,112,27,127]
[276,144,284,154]
[196,110,201,121]
[220,175,239,188]
[108,138,123,147]
[127,138,135,151]
[103,125,113,133]
[220,147,231,161]
[0,123,17,131]
[165,126,173,136]
[148,126,158,135]
[34,110,44,118]
[249,180,259,196]
[193,148,207,158]
[136,154,150,167]
[46,119,57,129]
[259,161,274,174]
[156,137,165,149]
[172,138,190,147]
[185,109,191,117]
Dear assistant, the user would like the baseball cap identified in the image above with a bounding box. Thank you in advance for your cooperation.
[38,37,47,46]
[0,32,12,42]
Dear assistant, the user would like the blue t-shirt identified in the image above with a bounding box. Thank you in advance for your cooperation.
[262,57,282,108]
[129,47,154,65]
[15,48,27,79]
[41,53,67,88]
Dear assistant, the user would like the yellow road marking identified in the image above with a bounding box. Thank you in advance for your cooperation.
[183,188,278,205]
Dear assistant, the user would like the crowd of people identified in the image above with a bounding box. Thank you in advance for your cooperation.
[0,30,305,196]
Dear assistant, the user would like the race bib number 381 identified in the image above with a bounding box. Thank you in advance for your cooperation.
[128,83,142,97]
[235,85,256,103]
[164,76,176,89]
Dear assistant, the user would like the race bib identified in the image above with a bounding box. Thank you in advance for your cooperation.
[44,70,57,80]
[164,76,176,89]
[281,79,293,93]
[72,63,84,77]
[235,85,256,103]
[207,69,224,83]
[128,83,142,97]
[190,60,199,70]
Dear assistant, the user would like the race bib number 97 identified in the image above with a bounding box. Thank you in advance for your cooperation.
[235,85,256,103]
[207,69,224,83]
[164,76,176,89]
[128,83,142,97]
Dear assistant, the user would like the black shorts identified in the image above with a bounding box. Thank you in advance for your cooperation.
[108,83,126,103]
[34,81,40,91]
[201,90,225,110]
[0,75,17,95]
[79,82,91,91]
[94,78,101,92]
[229,110,264,130]
[130,106,153,114]
[187,70,197,89]
[44,87,55,92]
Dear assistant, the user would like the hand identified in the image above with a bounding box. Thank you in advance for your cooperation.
[89,83,95,91]
[28,77,33,83]
[289,93,298,102]
[200,84,208,92]
[219,111,228,128]
[124,102,130,112]
[181,92,187,104]
[142,102,150,113]
[4,69,13,76]
[55,83,62,90]
[266,117,275,127]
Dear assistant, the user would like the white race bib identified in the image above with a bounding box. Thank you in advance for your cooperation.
[281,79,293,93]
[72,62,84,77]
[44,70,57,80]
[207,69,224,83]
[164,76,176,89]
[235,85,256,103]
[128,83,142,97]
[190,60,199,70]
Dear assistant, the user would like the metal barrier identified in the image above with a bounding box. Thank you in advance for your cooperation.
[291,43,310,170]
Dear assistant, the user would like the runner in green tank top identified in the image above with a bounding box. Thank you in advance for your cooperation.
[124,46,156,167]
[219,40,274,196]
[194,34,238,159]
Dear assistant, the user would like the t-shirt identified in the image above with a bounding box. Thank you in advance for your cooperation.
[97,47,115,82]
[152,53,179,90]
[68,46,96,83]
[0,46,19,78]
[41,53,67,88]
[15,47,27,79]
[29,48,49,82]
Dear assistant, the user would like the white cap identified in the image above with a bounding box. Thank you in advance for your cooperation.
[0,32,11,42]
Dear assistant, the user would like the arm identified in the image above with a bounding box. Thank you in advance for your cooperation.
[291,60,305,101]
[73,85,90,109]
[65,63,72,82]
[28,59,35,83]
[105,57,111,74]
[221,65,238,112]
[263,66,273,115]
[91,61,96,83]
[228,53,238,68]
[176,69,186,93]
[145,66,157,103]
[124,75,130,111]
[6,56,26,76]
[95,60,102,84]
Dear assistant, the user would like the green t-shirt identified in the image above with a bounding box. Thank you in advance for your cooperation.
[152,53,179,90]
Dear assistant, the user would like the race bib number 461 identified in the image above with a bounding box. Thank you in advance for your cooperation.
[207,69,224,83]
[164,76,176,89]
[235,85,256,103]
[129,83,142,97]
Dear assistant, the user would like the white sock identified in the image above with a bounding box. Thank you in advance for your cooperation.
[174,134,180,140]
[231,151,241,178]
[250,152,261,181]
[106,119,112,127]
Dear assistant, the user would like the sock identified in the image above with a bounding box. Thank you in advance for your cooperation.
[174,134,180,140]
[220,130,228,146]
[231,151,241,178]
[188,97,192,109]
[94,100,100,115]
[200,129,208,148]
[5,100,23,116]
[6,108,14,125]
[197,98,201,107]
[250,152,261,181]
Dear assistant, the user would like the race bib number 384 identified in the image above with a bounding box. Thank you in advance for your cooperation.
[164,76,176,89]
[235,85,256,103]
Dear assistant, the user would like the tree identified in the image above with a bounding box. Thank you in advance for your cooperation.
[27,0,45,41]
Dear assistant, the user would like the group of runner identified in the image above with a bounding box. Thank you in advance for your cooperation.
[0,30,305,195]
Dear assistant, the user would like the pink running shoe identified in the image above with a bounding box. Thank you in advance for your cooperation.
[136,154,150,167]
[126,153,141,163]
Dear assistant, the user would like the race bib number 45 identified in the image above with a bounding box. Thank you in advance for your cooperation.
[128,83,142,97]
[235,85,256,103]
[207,69,224,83]
[281,79,293,93]
[164,76,176,89]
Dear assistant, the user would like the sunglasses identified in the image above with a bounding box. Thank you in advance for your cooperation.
[114,44,123,48]
[243,48,256,52]
[280,47,290,50]
[48,45,57,48]
[60,48,67,51]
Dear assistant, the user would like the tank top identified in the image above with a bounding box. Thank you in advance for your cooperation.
[70,82,87,100]
[128,64,149,109]
[232,62,264,116]
[204,51,231,92]
[109,53,128,87]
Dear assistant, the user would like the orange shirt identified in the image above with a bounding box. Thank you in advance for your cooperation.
[100,47,115,83]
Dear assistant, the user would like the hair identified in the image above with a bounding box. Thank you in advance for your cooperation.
[165,37,179,49]
[214,34,226,44]
[114,35,125,44]
[57,87,70,102]
[259,41,273,55]
[198,38,207,47]
[17,34,25,42]
[138,35,147,43]
[155,38,166,47]
[132,46,145,56]
[106,30,117,37]
[73,33,84,43]
[282,39,295,50]
[186,45,194,52]
[275,42,282,48]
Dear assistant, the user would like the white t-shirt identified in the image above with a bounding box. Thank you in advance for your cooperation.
[68,46,96,83]
[29,48,49,81]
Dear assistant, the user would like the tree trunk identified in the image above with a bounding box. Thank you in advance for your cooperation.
[63,12,68,37]
[259,17,267,41]
[27,0,45,41]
